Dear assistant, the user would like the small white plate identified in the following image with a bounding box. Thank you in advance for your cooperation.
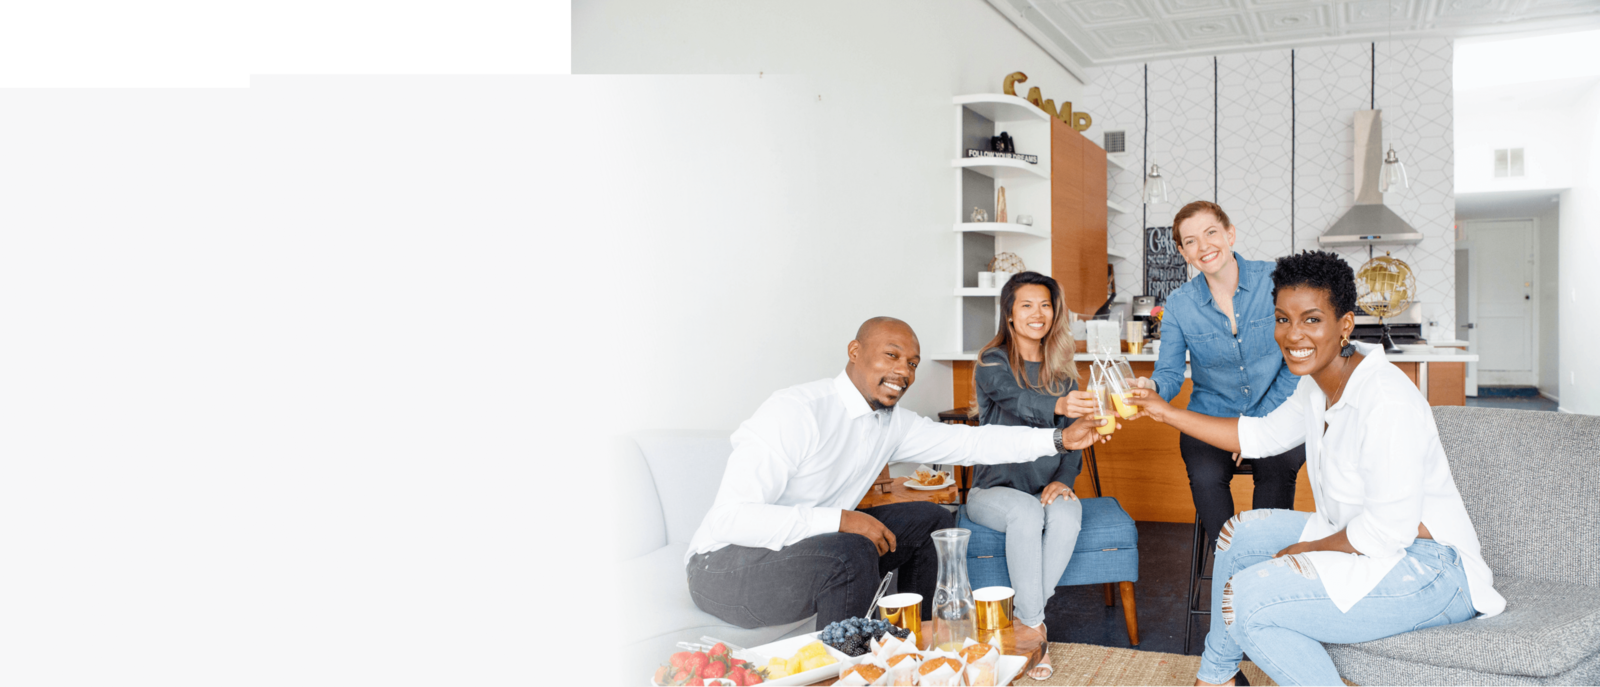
[903,476,955,491]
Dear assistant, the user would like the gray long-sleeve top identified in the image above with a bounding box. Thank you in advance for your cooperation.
[971,348,1082,495]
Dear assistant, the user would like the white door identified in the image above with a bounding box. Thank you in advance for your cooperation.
[1465,220,1536,387]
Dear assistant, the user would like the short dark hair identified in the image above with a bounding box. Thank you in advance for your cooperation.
[1271,250,1358,318]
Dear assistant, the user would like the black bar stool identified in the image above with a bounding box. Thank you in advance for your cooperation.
[1184,461,1253,655]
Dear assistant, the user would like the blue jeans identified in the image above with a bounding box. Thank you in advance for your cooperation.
[1198,509,1477,686]
[964,486,1082,627]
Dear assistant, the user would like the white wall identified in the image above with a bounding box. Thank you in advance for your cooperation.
[575,0,1084,429]
[1558,85,1600,414]
[1457,102,1581,193]
[1084,39,1458,336]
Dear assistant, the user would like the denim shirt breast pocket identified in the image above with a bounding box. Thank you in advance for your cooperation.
[1186,329,1235,369]
[1245,315,1279,359]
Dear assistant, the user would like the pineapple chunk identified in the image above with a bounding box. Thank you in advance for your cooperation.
[796,641,828,659]
[801,655,837,672]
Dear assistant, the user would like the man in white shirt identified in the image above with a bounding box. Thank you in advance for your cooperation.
[686,317,1109,631]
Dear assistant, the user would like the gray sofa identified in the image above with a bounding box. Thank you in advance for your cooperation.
[1326,406,1600,684]
[615,430,814,679]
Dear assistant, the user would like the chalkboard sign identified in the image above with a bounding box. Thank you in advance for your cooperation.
[1144,225,1188,303]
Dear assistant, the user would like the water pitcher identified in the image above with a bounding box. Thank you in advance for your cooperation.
[930,527,976,651]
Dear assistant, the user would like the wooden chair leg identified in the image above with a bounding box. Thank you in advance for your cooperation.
[1103,583,1114,606]
[1119,581,1140,646]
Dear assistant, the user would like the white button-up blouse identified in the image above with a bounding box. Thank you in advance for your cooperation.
[1238,341,1506,617]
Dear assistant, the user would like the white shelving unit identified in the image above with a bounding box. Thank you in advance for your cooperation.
[1107,199,1130,215]
[952,157,1047,181]
[938,94,1053,361]
[953,222,1049,239]
[1107,247,1128,262]
[1106,152,1132,172]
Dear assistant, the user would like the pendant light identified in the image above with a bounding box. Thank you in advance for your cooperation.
[1143,164,1170,205]
[1380,146,1409,192]
[1376,3,1411,195]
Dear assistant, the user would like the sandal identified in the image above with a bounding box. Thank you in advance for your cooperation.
[1028,623,1053,681]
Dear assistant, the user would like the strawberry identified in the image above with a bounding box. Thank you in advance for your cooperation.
[687,652,710,675]
[654,665,671,685]
[671,668,691,685]
[670,652,693,669]
[708,642,730,662]
[701,661,727,680]
[740,668,765,686]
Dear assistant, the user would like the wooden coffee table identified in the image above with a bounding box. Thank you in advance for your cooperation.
[812,620,1045,685]
[855,476,959,508]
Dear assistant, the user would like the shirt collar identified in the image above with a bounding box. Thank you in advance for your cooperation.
[834,370,878,420]
[1192,252,1251,307]
[1326,341,1385,412]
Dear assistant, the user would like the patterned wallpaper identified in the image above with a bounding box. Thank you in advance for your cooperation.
[1087,38,1457,336]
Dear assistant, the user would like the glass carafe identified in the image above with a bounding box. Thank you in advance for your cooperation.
[931,528,976,651]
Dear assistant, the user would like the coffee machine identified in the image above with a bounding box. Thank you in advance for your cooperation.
[1132,295,1157,338]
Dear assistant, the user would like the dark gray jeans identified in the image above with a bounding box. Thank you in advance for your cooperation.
[686,501,953,631]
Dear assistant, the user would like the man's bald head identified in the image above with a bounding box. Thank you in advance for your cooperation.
[854,316,917,348]
[846,317,921,409]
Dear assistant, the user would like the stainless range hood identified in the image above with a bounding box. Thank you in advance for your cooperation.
[1318,110,1423,247]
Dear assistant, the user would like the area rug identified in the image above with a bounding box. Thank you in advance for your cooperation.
[1028,643,1276,686]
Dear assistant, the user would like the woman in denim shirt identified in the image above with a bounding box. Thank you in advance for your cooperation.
[1146,201,1305,554]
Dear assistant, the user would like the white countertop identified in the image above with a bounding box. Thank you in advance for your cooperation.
[937,348,1477,363]
[1127,351,1477,362]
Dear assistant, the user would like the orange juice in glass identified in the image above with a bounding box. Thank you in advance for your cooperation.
[1090,368,1117,435]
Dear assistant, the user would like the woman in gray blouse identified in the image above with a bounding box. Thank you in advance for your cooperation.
[967,271,1100,681]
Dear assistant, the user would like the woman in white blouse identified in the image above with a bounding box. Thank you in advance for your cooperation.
[1129,251,1505,687]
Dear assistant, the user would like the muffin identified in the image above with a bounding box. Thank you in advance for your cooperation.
[842,663,886,683]
[886,653,924,667]
[918,657,962,676]
[959,643,997,664]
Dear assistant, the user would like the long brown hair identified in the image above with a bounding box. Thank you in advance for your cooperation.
[968,271,1079,416]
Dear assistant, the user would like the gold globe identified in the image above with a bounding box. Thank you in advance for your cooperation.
[1355,253,1415,319]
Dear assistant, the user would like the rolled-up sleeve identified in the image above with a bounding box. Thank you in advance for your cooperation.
[1238,379,1310,459]
[1343,401,1428,558]
[699,398,840,551]
[890,414,1056,466]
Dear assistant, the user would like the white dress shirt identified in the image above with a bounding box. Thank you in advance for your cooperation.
[686,371,1058,562]
[1239,341,1505,616]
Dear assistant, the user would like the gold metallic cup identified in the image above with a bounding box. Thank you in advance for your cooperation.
[1128,341,1144,354]
[974,586,1015,631]
[877,592,923,641]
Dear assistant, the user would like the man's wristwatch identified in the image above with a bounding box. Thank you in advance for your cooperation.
[1053,428,1066,453]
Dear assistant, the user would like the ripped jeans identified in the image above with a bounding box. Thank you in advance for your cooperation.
[1197,509,1477,686]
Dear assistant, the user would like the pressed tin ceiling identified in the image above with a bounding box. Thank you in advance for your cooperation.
[988,0,1600,80]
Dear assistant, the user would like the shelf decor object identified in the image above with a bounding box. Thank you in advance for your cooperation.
[997,187,1008,223]
[988,252,1027,274]
[971,207,988,222]
[1142,164,1170,206]
[1003,72,1093,131]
